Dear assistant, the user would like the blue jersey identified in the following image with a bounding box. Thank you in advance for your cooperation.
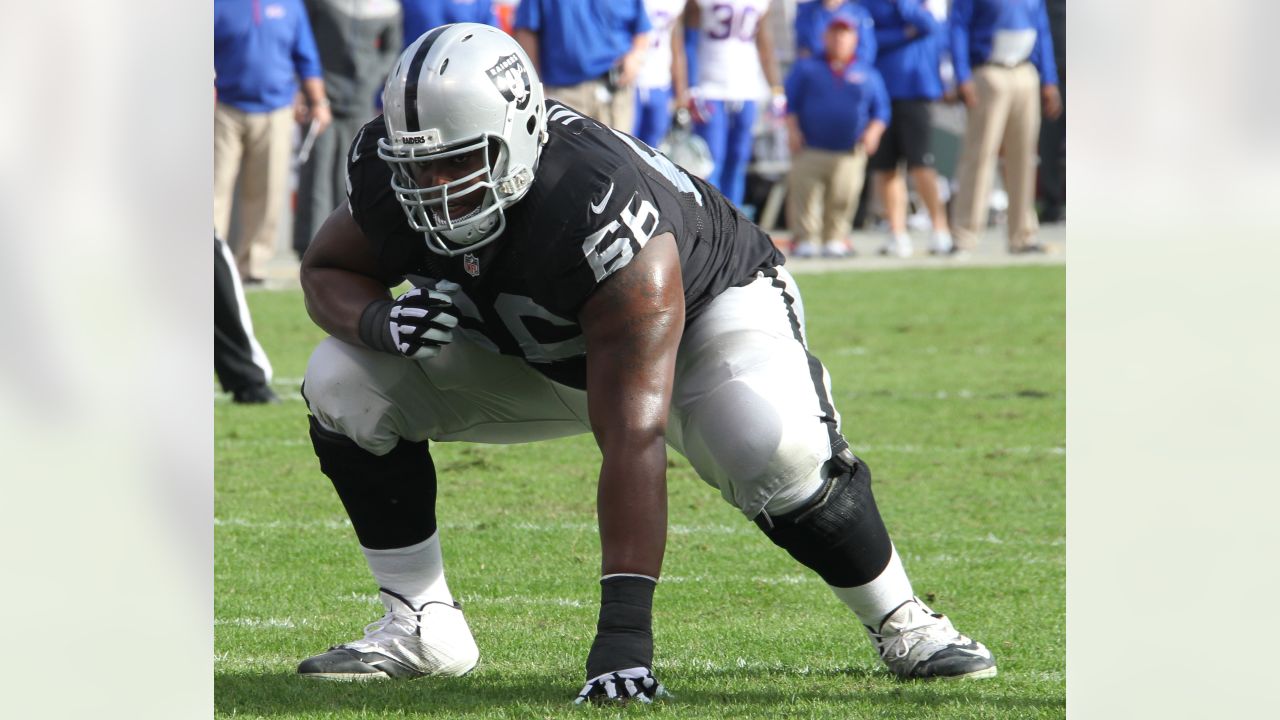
[864,0,943,100]
[794,0,878,66]
[401,0,499,48]
[785,57,890,152]
[514,0,651,87]
[949,0,1058,85]
[214,0,324,113]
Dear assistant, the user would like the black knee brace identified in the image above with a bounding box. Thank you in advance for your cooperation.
[308,415,438,550]
[754,451,893,588]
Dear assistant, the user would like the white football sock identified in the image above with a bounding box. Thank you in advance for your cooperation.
[828,544,914,628]
[361,531,454,607]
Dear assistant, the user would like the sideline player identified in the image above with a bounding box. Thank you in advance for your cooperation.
[683,0,782,207]
[632,0,689,148]
[296,23,996,702]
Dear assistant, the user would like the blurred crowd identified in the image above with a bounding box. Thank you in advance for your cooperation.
[214,0,1065,282]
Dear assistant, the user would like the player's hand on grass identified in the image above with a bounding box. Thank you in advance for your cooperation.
[574,667,670,705]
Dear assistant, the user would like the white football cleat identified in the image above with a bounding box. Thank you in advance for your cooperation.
[866,598,997,680]
[297,589,480,680]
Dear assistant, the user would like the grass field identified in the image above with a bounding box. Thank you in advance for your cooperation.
[215,265,1065,719]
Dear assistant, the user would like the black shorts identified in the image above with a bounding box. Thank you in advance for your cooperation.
[868,99,935,171]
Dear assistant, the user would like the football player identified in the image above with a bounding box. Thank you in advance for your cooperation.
[295,23,996,702]
[632,0,689,148]
[682,0,782,207]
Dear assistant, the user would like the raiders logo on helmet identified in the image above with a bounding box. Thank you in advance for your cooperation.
[486,53,532,110]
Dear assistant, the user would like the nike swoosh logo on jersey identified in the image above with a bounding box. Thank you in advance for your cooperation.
[350,126,367,164]
[590,182,615,214]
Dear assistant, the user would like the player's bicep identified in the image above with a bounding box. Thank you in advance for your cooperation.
[300,204,403,344]
[579,232,685,446]
[300,203,384,279]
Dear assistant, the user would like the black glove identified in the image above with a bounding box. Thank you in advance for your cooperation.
[574,666,669,705]
[359,280,460,359]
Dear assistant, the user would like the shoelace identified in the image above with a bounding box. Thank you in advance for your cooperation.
[349,600,461,649]
[872,615,955,661]
[341,609,425,653]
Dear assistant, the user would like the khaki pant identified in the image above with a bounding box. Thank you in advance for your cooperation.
[786,146,869,247]
[951,63,1042,251]
[213,102,295,278]
[545,79,635,134]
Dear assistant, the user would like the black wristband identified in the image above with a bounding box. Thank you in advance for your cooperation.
[585,575,656,679]
[358,299,397,354]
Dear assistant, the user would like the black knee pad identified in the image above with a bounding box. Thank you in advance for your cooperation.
[308,415,439,549]
[754,452,893,587]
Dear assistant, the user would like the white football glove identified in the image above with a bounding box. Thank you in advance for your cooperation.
[573,666,670,705]
[389,280,460,359]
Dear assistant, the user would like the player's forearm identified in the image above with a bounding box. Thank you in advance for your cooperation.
[301,77,328,109]
[597,436,668,578]
[671,20,689,100]
[300,266,393,347]
[630,31,649,59]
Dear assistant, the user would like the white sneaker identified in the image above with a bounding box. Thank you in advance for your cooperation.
[928,231,954,255]
[297,589,480,680]
[822,239,853,258]
[866,598,997,680]
[790,240,818,258]
[878,234,913,258]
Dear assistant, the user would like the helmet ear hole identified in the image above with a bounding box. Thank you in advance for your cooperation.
[526,116,537,135]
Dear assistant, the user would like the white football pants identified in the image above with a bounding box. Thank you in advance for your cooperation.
[303,265,845,519]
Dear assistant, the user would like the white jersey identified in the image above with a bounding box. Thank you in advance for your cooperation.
[693,0,771,101]
[637,0,687,90]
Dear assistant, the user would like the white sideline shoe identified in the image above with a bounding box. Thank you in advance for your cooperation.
[866,598,997,680]
[791,240,818,258]
[822,239,853,258]
[878,234,913,258]
[929,231,954,255]
[297,589,480,680]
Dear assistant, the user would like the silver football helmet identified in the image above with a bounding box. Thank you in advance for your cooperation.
[379,23,548,256]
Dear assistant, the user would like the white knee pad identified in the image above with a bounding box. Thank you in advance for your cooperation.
[676,376,834,519]
[303,337,417,456]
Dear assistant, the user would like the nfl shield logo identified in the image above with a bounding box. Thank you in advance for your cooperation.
[463,253,480,277]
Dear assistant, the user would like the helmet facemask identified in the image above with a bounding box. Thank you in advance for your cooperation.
[378,134,515,256]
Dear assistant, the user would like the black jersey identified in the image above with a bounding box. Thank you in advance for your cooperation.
[345,100,784,388]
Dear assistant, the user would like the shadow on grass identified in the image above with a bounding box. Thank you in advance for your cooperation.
[216,665,1063,716]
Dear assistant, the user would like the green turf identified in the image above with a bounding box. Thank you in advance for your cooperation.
[216,265,1064,718]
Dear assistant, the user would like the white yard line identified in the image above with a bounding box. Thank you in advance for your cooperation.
[213,516,1063,548]
[215,617,305,629]
[216,435,1065,457]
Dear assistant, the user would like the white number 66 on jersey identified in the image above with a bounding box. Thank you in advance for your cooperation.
[581,191,661,283]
